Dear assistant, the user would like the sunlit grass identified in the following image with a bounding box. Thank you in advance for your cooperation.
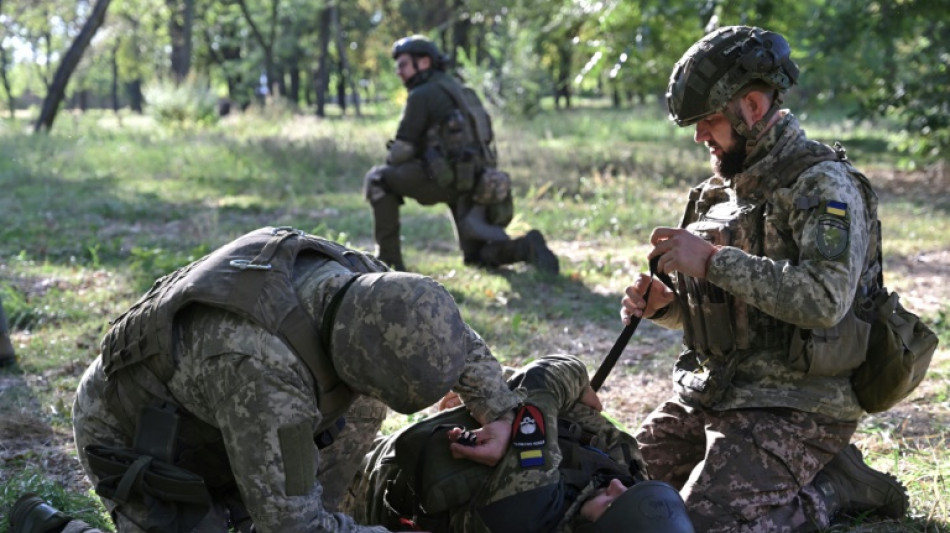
[1,105,948,532]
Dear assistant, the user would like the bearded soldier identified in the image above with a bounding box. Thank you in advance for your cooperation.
[11,227,520,533]
[621,26,908,531]
[364,35,558,274]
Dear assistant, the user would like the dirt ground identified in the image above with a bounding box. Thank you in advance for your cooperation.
[1,165,947,528]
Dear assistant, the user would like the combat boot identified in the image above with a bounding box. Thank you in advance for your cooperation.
[521,230,559,275]
[8,493,101,533]
[813,444,909,519]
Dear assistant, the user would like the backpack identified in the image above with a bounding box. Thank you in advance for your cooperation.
[781,144,938,413]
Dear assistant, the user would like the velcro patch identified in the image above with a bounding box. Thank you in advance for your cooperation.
[519,448,545,468]
[825,200,848,217]
[815,215,850,260]
[511,404,546,448]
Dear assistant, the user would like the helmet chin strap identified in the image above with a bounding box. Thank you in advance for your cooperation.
[721,89,783,151]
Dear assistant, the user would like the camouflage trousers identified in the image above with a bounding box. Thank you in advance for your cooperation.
[635,399,857,533]
[366,161,510,267]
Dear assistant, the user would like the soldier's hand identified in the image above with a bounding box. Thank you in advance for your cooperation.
[448,417,512,466]
[621,273,674,322]
[579,385,603,412]
[437,391,462,411]
[649,227,718,278]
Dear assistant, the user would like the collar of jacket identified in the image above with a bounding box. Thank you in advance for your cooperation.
[731,112,809,203]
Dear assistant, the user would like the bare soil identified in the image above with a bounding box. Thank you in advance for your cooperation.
[1,165,947,529]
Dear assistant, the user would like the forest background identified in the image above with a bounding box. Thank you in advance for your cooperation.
[1,0,949,531]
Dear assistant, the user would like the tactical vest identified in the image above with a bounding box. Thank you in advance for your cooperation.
[100,226,390,433]
[423,75,498,193]
[672,141,880,405]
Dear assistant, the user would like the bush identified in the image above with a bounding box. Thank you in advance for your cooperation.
[143,79,219,128]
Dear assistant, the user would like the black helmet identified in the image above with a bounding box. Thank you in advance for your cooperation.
[588,481,694,533]
[666,26,799,128]
[391,35,446,65]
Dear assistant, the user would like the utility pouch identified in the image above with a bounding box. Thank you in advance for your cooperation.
[424,146,455,189]
[134,404,180,463]
[672,349,739,406]
[455,156,477,193]
[85,444,212,533]
[788,304,870,377]
[851,289,938,413]
[472,167,511,205]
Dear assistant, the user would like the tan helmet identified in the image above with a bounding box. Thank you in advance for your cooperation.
[329,272,467,414]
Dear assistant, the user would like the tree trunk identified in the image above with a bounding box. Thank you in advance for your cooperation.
[111,42,120,112]
[315,5,331,117]
[167,0,195,83]
[333,5,360,116]
[34,0,112,133]
[126,79,143,113]
[0,46,15,119]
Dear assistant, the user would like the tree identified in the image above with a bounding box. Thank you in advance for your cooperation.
[167,0,195,83]
[34,0,112,132]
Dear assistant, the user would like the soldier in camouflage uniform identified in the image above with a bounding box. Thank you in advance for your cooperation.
[341,354,693,533]
[41,227,522,533]
[364,35,559,275]
[620,27,909,532]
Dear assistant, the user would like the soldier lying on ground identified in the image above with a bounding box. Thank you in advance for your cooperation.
[341,354,694,533]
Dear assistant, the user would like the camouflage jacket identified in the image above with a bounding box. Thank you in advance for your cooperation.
[343,354,647,533]
[76,237,519,533]
[653,113,872,420]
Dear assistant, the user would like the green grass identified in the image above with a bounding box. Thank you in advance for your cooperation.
[1,106,948,532]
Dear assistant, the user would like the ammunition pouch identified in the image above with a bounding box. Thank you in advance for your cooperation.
[788,303,870,377]
[85,444,212,533]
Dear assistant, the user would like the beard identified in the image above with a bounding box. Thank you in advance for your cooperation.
[713,128,747,179]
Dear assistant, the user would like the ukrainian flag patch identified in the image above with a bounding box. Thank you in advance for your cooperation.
[519,449,544,468]
[825,200,847,217]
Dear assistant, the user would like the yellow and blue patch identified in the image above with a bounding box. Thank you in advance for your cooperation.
[825,200,848,217]
[519,449,544,468]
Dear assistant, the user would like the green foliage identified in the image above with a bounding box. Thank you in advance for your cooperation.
[0,467,114,532]
[143,79,219,128]
[128,245,211,292]
[0,108,948,530]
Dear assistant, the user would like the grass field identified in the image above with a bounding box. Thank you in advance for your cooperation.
[1,102,948,531]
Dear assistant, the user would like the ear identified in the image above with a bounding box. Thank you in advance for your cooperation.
[739,89,772,125]
[417,55,432,71]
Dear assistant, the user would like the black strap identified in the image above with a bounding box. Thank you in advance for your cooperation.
[590,256,674,391]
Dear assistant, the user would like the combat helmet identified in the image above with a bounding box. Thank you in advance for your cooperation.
[666,26,799,139]
[329,272,467,414]
[392,35,448,69]
[580,480,695,533]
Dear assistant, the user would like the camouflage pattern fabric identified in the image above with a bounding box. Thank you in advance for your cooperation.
[342,354,647,533]
[636,400,855,532]
[73,256,518,532]
[641,112,876,531]
[652,113,871,421]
